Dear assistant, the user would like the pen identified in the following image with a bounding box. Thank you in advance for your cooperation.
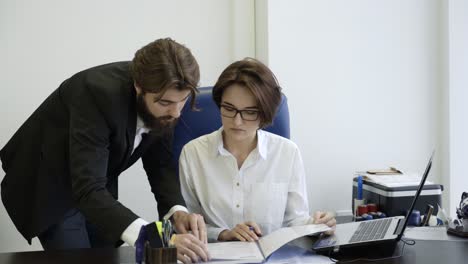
[249,226,262,237]
[161,220,167,247]
[357,175,363,200]
[166,220,173,247]
[161,219,173,247]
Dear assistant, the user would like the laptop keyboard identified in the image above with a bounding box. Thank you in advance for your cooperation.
[349,218,392,243]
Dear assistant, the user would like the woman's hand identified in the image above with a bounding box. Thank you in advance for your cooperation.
[218,221,262,242]
[312,211,337,235]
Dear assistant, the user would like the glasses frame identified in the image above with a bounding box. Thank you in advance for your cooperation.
[220,104,260,121]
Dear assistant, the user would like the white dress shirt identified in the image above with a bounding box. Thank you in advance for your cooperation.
[132,117,150,153]
[120,116,188,246]
[179,127,311,242]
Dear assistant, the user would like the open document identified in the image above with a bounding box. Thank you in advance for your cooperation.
[207,224,330,263]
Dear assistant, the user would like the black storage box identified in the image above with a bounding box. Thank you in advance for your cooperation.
[352,177,443,217]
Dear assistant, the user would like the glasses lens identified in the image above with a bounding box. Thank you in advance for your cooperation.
[240,110,259,121]
[221,106,237,118]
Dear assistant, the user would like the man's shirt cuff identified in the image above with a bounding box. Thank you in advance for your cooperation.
[121,218,149,246]
[163,205,189,221]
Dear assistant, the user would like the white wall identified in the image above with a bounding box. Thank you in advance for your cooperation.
[265,0,444,215]
[0,0,254,252]
[448,0,468,216]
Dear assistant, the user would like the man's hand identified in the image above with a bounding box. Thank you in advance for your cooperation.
[172,211,207,243]
[218,221,262,242]
[312,211,337,235]
[172,234,210,264]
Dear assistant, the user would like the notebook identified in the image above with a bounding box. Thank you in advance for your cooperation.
[312,152,434,257]
[207,224,330,263]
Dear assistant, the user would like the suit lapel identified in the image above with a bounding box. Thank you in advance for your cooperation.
[119,85,137,173]
[123,134,156,170]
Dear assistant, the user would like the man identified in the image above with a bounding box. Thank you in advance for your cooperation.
[0,38,209,263]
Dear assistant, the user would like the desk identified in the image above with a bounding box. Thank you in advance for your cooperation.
[0,247,131,264]
[344,239,468,263]
[0,239,467,264]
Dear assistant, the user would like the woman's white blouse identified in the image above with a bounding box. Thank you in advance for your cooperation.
[179,127,311,241]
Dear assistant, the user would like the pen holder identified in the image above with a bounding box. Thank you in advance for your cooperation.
[145,243,177,264]
[353,199,366,218]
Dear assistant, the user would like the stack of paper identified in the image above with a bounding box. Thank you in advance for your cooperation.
[356,171,433,187]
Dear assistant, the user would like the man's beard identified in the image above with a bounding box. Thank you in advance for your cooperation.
[136,93,178,138]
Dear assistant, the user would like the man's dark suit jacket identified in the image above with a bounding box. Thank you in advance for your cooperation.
[0,61,185,244]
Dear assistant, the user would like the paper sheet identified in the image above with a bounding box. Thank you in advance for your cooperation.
[363,173,433,187]
[207,241,262,261]
[258,224,330,258]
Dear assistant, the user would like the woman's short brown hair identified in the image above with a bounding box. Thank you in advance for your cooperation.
[213,58,282,128]
[130,38,200,109]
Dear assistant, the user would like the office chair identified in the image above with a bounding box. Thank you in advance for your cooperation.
[171,86,290,171]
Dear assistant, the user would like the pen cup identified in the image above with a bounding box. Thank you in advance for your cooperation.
[354,199,366,218]
[145,243,177,264]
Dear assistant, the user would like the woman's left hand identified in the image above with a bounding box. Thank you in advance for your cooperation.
[312,211,336,235]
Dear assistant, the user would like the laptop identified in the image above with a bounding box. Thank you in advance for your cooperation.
[312,152,434,258]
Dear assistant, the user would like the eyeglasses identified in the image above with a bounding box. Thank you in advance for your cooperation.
[220,104,260,121]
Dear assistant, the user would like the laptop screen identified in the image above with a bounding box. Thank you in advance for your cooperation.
[396,152,434,240]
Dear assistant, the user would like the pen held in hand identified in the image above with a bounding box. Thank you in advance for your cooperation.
[249,226,262,237]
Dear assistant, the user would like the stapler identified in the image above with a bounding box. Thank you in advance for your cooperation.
[447,192,468,238]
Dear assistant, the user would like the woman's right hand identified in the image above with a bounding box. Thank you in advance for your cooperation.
[218,221,262,242]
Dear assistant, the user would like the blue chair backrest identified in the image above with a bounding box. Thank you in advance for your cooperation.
[172,86,290,169]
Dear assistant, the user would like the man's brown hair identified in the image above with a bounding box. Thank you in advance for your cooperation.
[131,38,200,109]
[213,58,282,128]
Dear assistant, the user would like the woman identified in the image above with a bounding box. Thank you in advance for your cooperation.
[179,58,335,242]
